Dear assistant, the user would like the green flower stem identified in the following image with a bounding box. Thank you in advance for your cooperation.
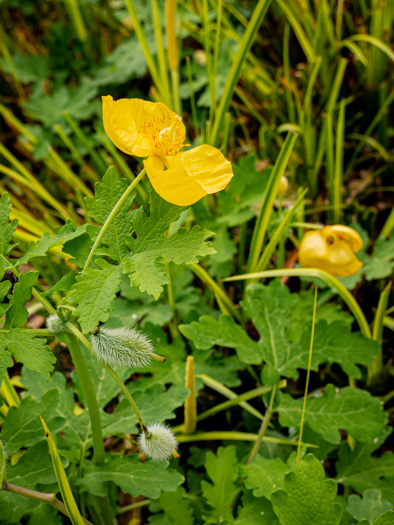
[176,431,317,448]
[296,286,318,466]
[1,483,93,525]
[224,268,371,338]
[65,323,151,437]
[247,385,277,464]
[117,499,150,515]
[83,168,146,271]
[172,380,287,433]
[66,334,105,464]
[104,364,150,437]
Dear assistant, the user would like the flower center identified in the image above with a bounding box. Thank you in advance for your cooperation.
[140,115,185,157]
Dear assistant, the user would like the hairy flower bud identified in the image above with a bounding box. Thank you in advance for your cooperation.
[46,314,66,334]
[91,327,154,368]
[138,423,178,461]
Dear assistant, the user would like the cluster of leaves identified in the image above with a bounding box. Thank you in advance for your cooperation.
[0,156,393,523]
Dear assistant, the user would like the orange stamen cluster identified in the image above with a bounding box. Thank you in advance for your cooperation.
[140,115,185,157]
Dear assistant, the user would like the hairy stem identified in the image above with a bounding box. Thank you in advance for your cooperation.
[66,334,105,464]
[1,483,93,525]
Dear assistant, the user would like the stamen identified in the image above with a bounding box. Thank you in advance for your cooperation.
[140,115,185,157]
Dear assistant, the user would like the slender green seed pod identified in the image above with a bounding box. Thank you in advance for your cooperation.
[91,327,154,368]
[138,423,178,461]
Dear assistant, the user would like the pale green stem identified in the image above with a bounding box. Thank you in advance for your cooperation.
[1,483,93,525]
[83,168,146,271]
[247,385,277,464]
[176,431,317,448]
[117,499,150,515]
[104,364,150,437]
[296,286,317,465]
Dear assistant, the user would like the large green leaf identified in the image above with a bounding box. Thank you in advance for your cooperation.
[0,388,69,453]
[271,454,342,525]
[201,446,239,524]
[76,453,184,498]
[149,487,195,525]
[363,235,394,280]
[6,441,63,488]
[0,193,17,256]
[67,259,122,333]
[180,281,378,378]
[22,82,98,128]
[278,385,388,444]
[233,491,280,525]
[347,489,392,523]
[0,330,55,379]
[336,430,394,505]
[27,222,88,259]
[3,271,38,329]
[123,192,215,299]
[240,455,293,500]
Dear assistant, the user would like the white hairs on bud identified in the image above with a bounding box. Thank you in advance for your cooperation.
[91,327,154,368]
[46,314,65,334]
[138,423,178,461]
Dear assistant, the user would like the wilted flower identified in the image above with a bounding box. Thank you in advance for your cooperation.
[46,314,66,334]
[91,327,154,368]
[299,225,363,277]
[138,423,178,460]
[102,96,233,206]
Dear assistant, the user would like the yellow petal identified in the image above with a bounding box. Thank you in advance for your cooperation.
[144,155,207,206]
[322,225,363,253]
[326,241,363,277]
[102,96,186,158]
[164,144,233,194]
[299,231,330,268]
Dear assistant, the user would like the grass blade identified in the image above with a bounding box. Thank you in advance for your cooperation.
[333,100,345,223]
[209,0,272,146]
[256,188,308,271]
[40,416,86,525]
[247,131,298,273]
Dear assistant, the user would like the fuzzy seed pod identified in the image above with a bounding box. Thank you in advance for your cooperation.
[91,327,154,368]
[46,314,66,334]
[138,423,178,461]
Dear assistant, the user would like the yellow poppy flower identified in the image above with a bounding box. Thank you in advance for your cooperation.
[102,96,233,206]
[299,225,363,277]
